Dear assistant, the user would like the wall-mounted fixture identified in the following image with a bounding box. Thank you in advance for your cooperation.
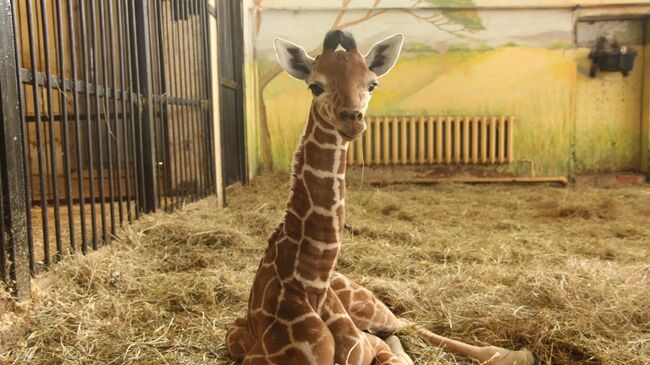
[589,36,637,77]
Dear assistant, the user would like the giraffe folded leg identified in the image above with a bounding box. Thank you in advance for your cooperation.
[332,272,535,365]
[384,335,414,365]
[365,332,412,365]
[226,316,255,361]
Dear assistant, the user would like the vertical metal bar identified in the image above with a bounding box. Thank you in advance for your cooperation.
[436,116,443,163]
[200,0,216,195]
[25,0,52,266]
[373,117,380,165]
[490,116,497,164]
[180,1,196,200]
[392,117,399,165]
[189,0,205,197]
[171,0,188,203]
[400,117,407,165]
[498,116,506,163]
[67,0,88,254]
[162,1,179,208]
[89,0,108,245]
[427,116,436,165]
[133,0,157,213]
[409,117,416,164]
[382,117,389,165]
[418,116,425,164]
[471,117,479,164]
[507,116,514,163]
[106,0,124,225]
[123,0,141,219]
[480,116,487,163]
[364,118,372,165]
[0,187,6,283]
[196,0,212,197]
[0,0,32,299]
[13,0,36,273]
[454,116,461,163]
[80,0,99,248]
[38,0,64,258]
[153,0,169,210]
[150,0,163,209]
[190,0,205,196]
[445,116,448,163]
[115,0,131,222]
[98,0,116,236]
[55,0,76,253]
[463,117,470,163]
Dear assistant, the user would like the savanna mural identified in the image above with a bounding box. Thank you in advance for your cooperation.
[246,0,648,177]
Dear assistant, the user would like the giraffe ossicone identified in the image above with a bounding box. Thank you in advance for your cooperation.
[226,30,535,365]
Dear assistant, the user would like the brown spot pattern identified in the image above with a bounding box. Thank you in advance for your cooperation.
[305,142,335,172]
[304,211,337,243]
[303,170,336,208]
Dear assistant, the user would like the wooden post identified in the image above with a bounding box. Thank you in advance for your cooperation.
[0,0,31,300]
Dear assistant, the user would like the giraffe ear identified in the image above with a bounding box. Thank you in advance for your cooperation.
[364,34,404,78]
[274,38,314,81]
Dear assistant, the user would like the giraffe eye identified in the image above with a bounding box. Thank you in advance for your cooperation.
[368,82,378,93]
[309,84,325,96]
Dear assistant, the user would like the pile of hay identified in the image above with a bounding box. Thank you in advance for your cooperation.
[2,174,649,364]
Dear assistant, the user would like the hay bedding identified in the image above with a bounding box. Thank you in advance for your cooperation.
[1,174,649,364]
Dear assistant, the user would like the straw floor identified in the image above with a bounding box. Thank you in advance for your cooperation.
[2,173,649,364]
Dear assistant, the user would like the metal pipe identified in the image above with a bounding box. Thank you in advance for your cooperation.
[98,0,116,237]
[124,0,141,219]
[67,0,88,254]
[152,0,169,210]
[80,0,99,249]
[180,0,195,201]
[163,0,180,208]
[55,0,75,253]
[106,0,124,226]
[25,0,52,266]
[89,0,108,246]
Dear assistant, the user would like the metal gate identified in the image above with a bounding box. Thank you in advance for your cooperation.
[0,0,216,299]
[216,0,247,189]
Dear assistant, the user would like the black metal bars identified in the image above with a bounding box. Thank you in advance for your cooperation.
[0,0,32,300]
[1,0,217,296]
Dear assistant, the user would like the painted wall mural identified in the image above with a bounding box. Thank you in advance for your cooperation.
[247,0,648,177]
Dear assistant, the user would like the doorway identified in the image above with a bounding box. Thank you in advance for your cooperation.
[216,0,247,188]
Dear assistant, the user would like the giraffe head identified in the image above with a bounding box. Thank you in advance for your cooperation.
[274,30,403,141]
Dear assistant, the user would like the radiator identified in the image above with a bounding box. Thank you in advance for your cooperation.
[347,116,514,166]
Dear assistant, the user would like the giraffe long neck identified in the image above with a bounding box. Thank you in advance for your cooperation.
[276,104,348,297]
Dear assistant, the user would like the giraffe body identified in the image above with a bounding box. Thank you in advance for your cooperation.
[226,31,535,365]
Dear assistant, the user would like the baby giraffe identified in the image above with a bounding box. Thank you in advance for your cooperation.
[226,30,535,365]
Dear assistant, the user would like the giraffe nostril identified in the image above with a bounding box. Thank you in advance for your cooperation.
[339,110,363,121]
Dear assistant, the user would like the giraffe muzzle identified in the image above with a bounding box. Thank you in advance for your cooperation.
[338,109,364,122]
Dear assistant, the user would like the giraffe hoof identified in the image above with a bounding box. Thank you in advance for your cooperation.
[385,335,415,365]
[482,347,535,365]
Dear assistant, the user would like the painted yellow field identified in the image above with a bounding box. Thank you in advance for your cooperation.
[264,47,577,175]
